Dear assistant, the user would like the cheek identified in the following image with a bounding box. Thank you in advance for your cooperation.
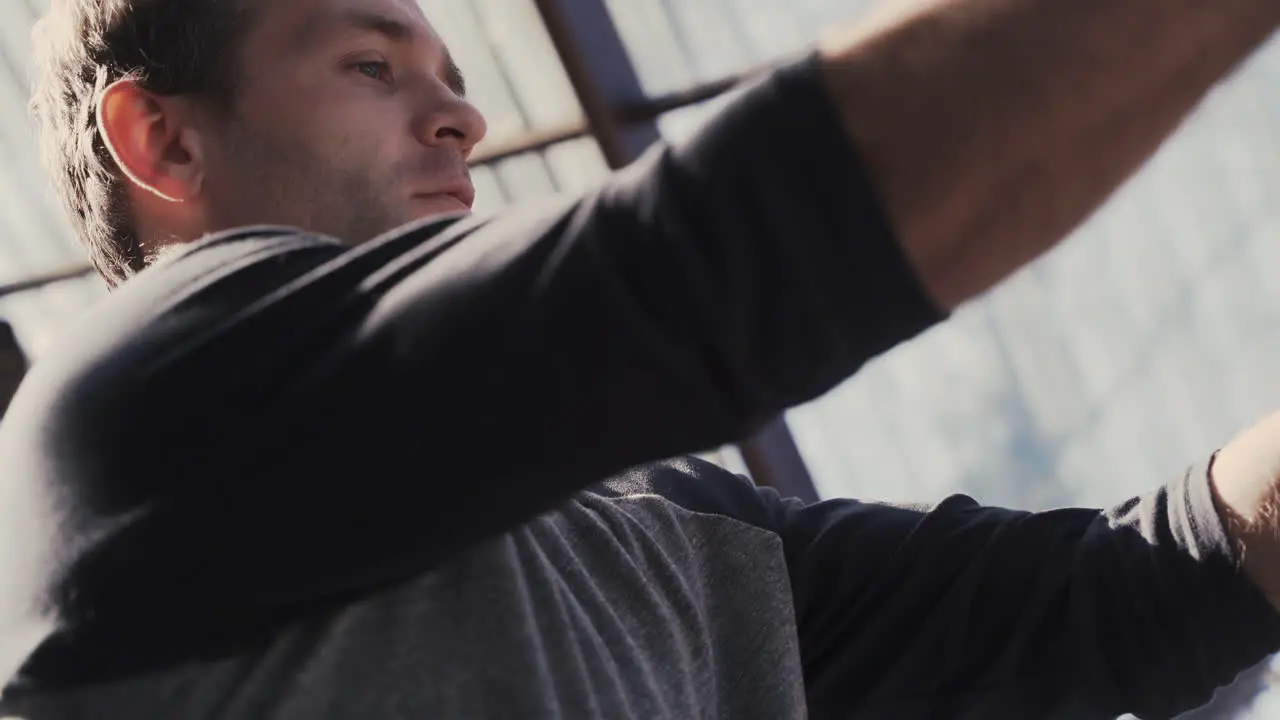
[215,104,410,208]
[311,104,401,165]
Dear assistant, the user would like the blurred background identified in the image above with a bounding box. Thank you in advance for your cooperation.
[4,0,1280,716]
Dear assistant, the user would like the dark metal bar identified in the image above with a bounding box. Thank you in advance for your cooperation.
[471,121,590,166]
[0,264,95,299]
[531,0,820,501]
[617,73,748,124]
[739,418,820,504]
[531,0,661,167]
[470,68,761,166]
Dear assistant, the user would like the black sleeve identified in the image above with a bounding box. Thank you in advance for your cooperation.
[770,459,1280,719]
[20,53,940,658]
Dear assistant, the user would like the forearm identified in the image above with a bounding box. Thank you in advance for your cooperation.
[818,0,1280,309]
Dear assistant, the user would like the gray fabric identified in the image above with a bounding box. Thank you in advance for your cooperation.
[6,489,806,719]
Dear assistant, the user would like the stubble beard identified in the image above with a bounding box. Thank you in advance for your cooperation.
[214,117,408,245]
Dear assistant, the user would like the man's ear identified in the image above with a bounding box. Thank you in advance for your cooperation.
[96,79,206,204]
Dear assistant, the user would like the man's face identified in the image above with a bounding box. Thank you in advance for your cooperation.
[196,0,487,243]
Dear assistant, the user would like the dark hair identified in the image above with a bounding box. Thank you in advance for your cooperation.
[29,0,253,287]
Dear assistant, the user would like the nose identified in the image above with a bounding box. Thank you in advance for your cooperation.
[414,87,488,158]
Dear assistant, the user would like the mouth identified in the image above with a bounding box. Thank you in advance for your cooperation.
[413,183,476,211]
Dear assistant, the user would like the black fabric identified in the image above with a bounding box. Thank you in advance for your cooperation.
[0,321,25,418]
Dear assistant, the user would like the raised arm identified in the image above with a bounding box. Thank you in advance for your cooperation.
[13,57,945,682]
[819,0,1280,309]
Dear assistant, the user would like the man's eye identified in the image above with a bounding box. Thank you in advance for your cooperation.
[352,60,392,83]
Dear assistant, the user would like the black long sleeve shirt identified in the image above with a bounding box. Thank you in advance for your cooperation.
[1,53,1278,720]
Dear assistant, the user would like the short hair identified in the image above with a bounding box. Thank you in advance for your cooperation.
[28,0,253,287]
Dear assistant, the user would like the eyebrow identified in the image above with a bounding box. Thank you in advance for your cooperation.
[297,8,468,97]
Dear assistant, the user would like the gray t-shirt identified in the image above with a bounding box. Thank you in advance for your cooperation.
[2,54,1278,719]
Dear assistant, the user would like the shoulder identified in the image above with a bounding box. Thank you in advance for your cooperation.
[0,215,491,488]
[0,228,338,494]
[592,456,781,531]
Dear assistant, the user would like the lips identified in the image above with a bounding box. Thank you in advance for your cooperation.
[414,181,475,210]
[446,183,476,209]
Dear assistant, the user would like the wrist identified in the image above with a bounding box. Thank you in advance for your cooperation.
[1209,432,1280,612]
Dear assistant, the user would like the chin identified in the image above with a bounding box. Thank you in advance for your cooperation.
[410,193,473,217]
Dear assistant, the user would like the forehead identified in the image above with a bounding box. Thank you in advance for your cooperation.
[251,0,442,52]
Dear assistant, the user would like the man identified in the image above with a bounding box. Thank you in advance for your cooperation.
[3,0,1280,716]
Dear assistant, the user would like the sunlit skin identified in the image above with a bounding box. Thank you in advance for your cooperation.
[97,0,488,256]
